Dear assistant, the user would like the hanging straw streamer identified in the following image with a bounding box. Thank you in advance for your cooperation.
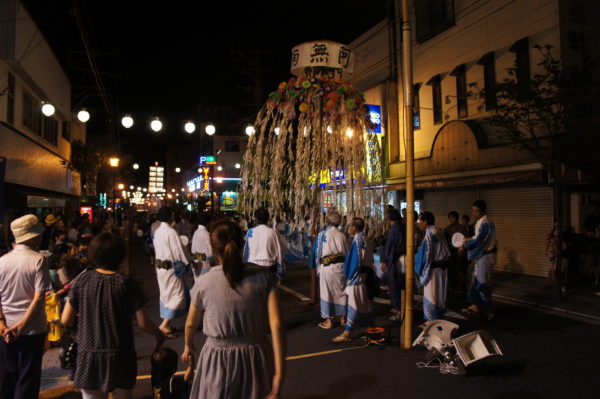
[240,44,386,233]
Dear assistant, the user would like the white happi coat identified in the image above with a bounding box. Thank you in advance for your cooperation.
[153,222,191,319]
[191,224,213,282]
[315,226,349,319]
[243,224,285,278]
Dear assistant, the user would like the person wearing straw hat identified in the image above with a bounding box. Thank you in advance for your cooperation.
[40,213,58,251]
[0,214,52,399]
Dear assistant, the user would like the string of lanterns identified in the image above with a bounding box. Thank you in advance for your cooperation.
[40,102,224,136]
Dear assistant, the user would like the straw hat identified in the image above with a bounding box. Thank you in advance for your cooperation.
[44,214,57,225]
[11,215,45,244]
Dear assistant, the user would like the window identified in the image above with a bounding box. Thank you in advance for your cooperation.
[427,75,443,125]
[225,140,240,152]
[22,93,41,136]
[62,121,71,141]
[415,0,455,42]
[43,117,58,146]
[7,72,14,124]
[451,64,468,118]
[478,52,496,110]
[413,83,421,130]
[510,37,530,83]
[22,92,58,146]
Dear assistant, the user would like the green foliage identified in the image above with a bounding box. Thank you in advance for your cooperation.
[60,139,106,186]
[470,43,600,180]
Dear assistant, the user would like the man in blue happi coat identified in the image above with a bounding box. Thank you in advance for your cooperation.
[462,200,497,321]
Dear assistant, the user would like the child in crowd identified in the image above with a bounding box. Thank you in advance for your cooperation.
[151,347,191,399]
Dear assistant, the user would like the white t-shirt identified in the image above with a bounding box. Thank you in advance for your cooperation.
[0,244,52,335]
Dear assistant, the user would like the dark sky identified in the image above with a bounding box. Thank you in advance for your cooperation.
[24,0,388,170]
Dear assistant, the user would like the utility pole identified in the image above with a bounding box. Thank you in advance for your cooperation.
[400,0,416,349]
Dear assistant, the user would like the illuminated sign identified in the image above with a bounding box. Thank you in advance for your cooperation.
[186,167,212,192]
[202,167,210,190]
[80,206,93,222]
[367,104,382,133]
[199,155,217,165]
[99,193,107,207]
[149,165,164,193]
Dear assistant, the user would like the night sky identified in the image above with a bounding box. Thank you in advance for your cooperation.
[23,0,388,173]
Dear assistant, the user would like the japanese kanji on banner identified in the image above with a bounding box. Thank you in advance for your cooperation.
[290,41,354,79]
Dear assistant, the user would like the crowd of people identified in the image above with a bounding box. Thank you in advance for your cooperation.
[0,199,499,398]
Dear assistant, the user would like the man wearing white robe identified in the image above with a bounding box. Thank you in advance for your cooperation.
[191,212,212,282]
[243,208,285,279]
[310,211,349,329]
[153,207,192,336]
[415,212,450,321]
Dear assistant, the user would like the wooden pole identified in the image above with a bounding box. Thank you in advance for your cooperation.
[400,0,415,349]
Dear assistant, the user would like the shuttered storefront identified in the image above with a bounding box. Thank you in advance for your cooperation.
[422,186,553,277]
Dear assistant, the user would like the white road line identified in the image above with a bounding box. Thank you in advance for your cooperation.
[279,284,311,301]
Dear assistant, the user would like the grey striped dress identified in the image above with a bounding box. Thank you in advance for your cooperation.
[189,266,276,399]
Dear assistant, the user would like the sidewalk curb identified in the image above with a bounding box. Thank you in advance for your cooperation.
[493,293,600,323]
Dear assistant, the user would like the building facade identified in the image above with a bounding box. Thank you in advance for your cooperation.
[349,0,600,277]
[0,0,85,240]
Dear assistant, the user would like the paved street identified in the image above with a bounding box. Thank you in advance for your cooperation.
[41,237,600,398]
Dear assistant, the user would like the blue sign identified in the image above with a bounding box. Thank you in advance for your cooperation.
[367,104,382,133]
[414,112,421,129]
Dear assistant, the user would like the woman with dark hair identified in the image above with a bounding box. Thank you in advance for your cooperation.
[181,221,286,398]
[61,233,164,399]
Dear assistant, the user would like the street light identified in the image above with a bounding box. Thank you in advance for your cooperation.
[217,166,223,171]
[41,102,55,117]
[151,118,163,132]
[235,163,241,169]
[77,109,90,123]
[130,185,134,190]
[117,183,125,190]
[121,115,134,128]
[245,125,255,136]
[184,122,196,134]
[205,124,216,135]
[109,157,120,167]
[175,167,181,173]
[132,163,139,170]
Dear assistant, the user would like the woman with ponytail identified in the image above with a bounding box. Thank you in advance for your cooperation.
[181,221,286,398]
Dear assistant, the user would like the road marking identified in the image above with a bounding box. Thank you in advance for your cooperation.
[134,344,371,380]
[279,284,311,301]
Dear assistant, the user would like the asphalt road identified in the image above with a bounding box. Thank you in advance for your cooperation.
[43,238,600,398]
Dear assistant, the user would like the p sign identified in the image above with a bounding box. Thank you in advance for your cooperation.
[199,155,217,165]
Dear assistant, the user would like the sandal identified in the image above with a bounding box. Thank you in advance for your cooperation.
[460,306,479,318]
[318,321,334,330]
[332,335,352,343]
[162,331,178,340]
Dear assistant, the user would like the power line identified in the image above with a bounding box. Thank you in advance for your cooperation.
[69,0,112,116]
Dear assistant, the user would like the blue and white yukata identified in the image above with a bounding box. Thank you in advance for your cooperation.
[243,224,285,279]
[309,226,349,319]
[153,222,192,320]
[285,221,309,263]
[415,226,450,321]
[465,214,496,310]
[343,232,374,331]
[191,224,213,283]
